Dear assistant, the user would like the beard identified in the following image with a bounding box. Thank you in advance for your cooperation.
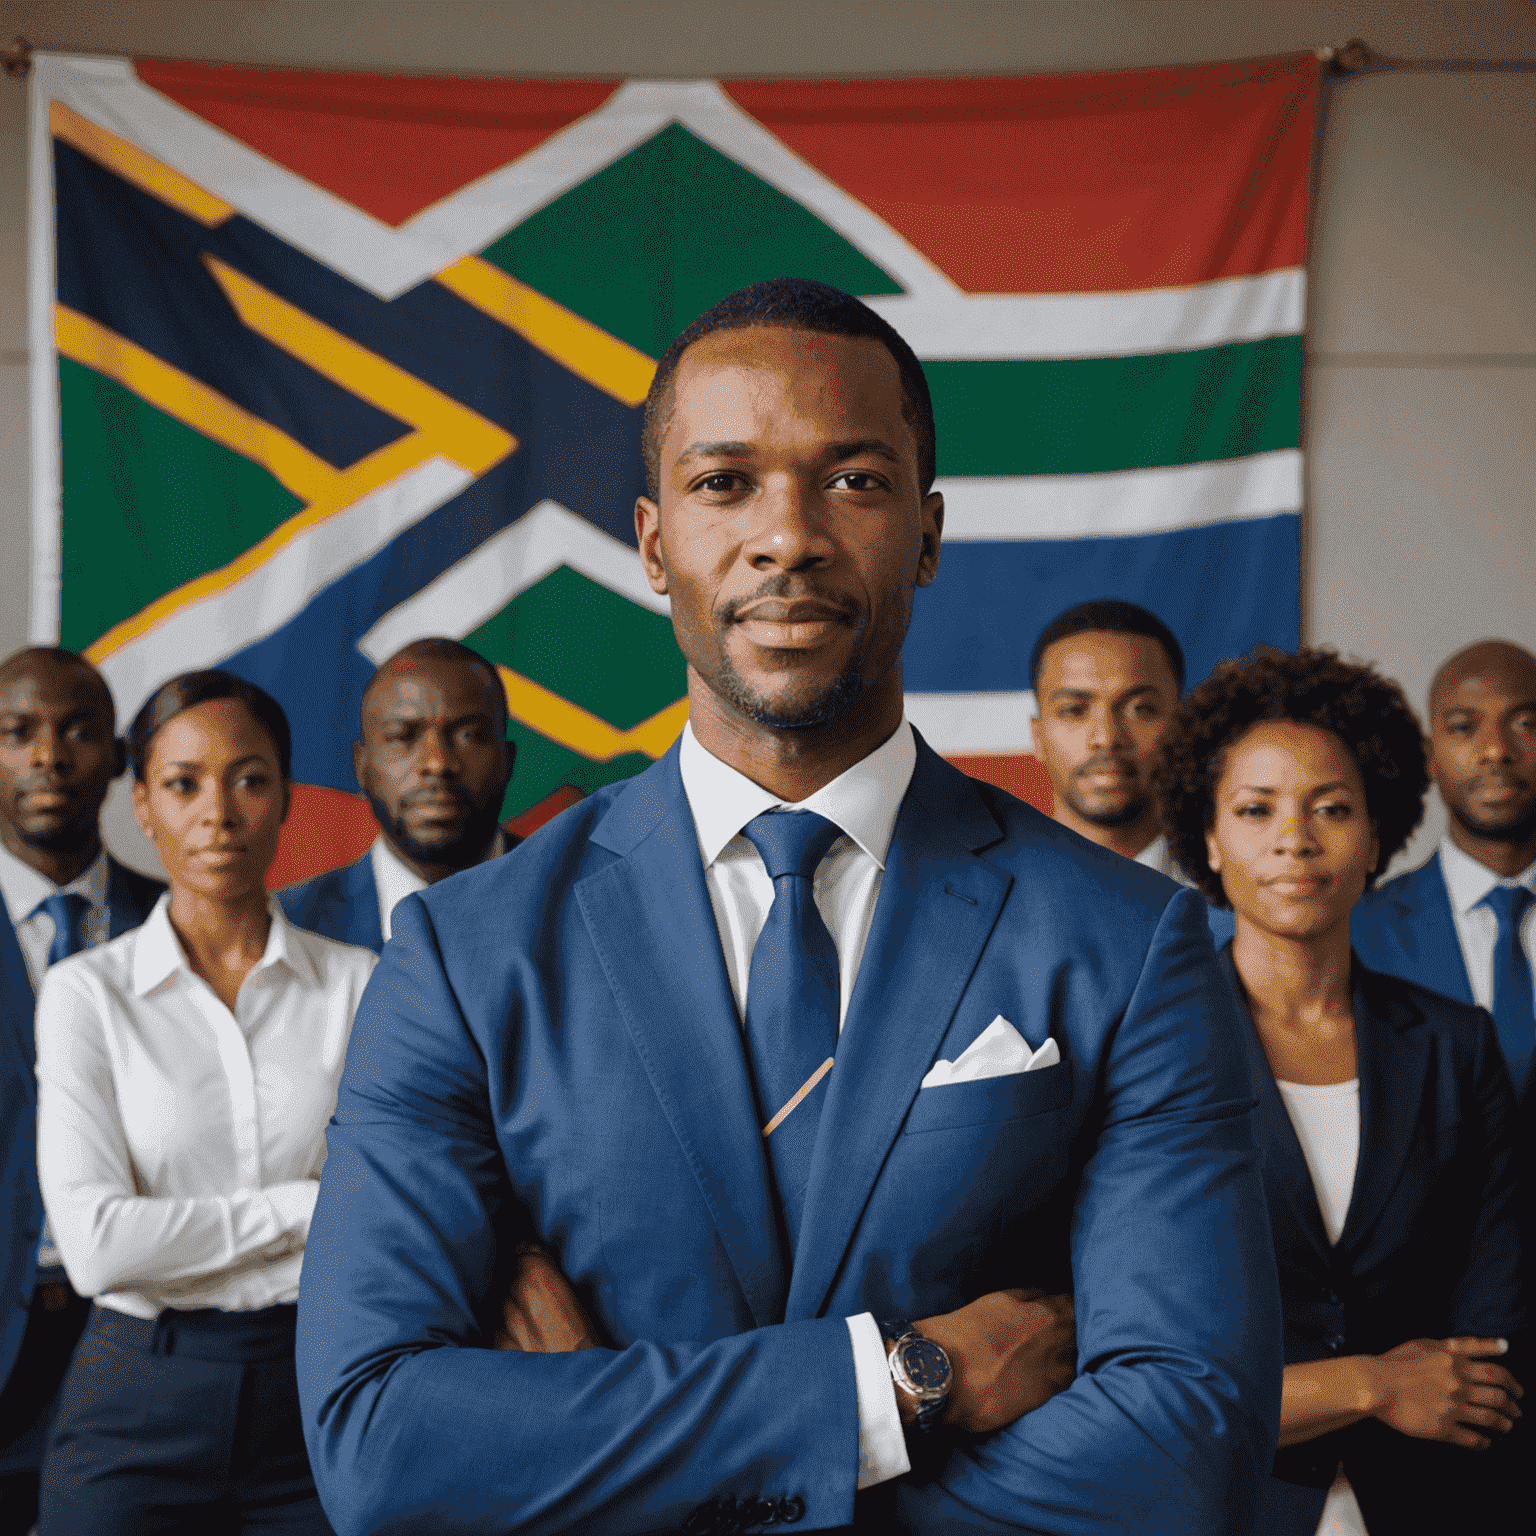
[1064,787,1151,829]
[1448,795,1536,847]
[17,806,100,855]
[365,787,504,872]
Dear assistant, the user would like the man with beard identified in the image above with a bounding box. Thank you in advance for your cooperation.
[1028,601,1185,877]
[1355,639,1536,1099]
[0,647,163,1533]
[296,279,1280,1535]
[280,638,517,951]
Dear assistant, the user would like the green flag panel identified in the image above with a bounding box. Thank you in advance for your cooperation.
[927,334,1303,478]
[480,123,903,359]
[59,357,307,653]
[501,724,655,821]
[463,563,686,729]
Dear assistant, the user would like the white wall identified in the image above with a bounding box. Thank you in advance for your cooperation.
[0,0,1531,875]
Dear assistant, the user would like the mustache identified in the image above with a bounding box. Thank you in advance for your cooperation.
[1468,771,1530,792]
[1073,753,1137,781]
[399,784,477,812]
[718,575,859,627]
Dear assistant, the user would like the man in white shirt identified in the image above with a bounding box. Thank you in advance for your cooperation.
[0,647,162,1532]
[298,278,1282,1535]
[280,638,517,950]
[1028,600,1186,877]
[1354,639,1536,1099]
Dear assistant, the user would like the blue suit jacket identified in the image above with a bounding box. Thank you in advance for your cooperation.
[1221,948,1526,1535]
[280,853,385,953]
[0,857,164,1396]
[297,738,1283,1535]
[1350,852,1474,1008]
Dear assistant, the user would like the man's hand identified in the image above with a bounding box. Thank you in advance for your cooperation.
[1369,1337,1523,1450]
[893,1289,1077,1434]
[494,1243,600,1353]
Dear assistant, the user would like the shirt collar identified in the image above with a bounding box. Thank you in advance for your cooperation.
[1439,835,1536,916]
[0,841,109,924]
[371,829,505,905]
[131,892,319,996]
[678,719,917,870]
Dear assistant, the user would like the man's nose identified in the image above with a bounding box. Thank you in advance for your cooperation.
[743,480,833,571]
[1479,723,1515,762]
[1085,705,1124,751]
[31,724,65,771]
[418,728,457,776]
[1272,802,1316,854]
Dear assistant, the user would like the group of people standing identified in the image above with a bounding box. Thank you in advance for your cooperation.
[0,277,1530,1535]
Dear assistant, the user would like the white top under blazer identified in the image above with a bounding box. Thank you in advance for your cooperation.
[35,893,376,1320]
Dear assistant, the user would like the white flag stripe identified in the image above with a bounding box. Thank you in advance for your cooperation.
[359,499,668,665]
[97,458,472,721]
[866,269,1303,360]
[936,449,1303,542]
[906,692,1037,756]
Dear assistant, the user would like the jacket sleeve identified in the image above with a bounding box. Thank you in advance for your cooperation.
[296,893,860,1536]
[890,889,1285,1534]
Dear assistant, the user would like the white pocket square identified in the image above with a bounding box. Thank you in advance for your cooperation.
[919,1016,1059,1088]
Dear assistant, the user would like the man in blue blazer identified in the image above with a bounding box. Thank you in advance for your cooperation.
[280,638,518,951]
[297,280,1283,1534]
[1353,641,1536,1097]
[0,647,163,1530]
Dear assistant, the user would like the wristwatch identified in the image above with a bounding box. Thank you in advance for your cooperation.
[881,1319,953,1433]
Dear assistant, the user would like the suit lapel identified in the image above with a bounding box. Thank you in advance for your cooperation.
[106,857,164,939]
[576,749,788,1327]
[351,859,386,952]
[1337,965,1430,1257]
[1217,948,1333,1262]
[0,887,36,1075]
[787,742,1012,1321]
[1399,855,1473,1006]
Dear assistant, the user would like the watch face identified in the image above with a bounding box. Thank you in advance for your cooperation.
[899,1336,952,1397]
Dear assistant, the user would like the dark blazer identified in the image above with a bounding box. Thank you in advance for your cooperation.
[297,735,1284,1536]
[279,853,384,953]
[0,858,164,1396]
[1351,852,1474,1007]
[1219,947,1526,1535]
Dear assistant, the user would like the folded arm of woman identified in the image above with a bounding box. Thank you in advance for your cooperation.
[35,966,317,1299]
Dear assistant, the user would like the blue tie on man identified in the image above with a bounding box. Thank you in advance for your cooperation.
[1353,639,1536,1098]
[296,279,1282,1535]
[0,648,164,1535]
[741,810,843,1243]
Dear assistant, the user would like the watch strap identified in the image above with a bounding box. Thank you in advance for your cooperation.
[879,1318,950,1433]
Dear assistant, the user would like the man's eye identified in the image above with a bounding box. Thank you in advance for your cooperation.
[1317,801,1353,818]
[829,471,883,492]
[164,776,196,794]
[697,473,742,494]
[1234,803,1269,818]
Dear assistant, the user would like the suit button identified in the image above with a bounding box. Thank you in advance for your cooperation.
[780,1495,805,1523]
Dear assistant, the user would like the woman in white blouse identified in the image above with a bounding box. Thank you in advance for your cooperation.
[1156,649,1526,1536]
[34,671,375,1533]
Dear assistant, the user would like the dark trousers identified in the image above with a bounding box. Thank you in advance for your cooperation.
[38,1305,332,1536]
[0,1281,90,1536]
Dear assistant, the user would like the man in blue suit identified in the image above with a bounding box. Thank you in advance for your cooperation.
[0,647,163,1532]
[297,280,1283,1535]
[280,638,518,951]
[1354,640,1536,1098]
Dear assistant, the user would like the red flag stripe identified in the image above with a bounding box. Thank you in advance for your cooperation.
[726,56,1318,294]
[135,62,619,228]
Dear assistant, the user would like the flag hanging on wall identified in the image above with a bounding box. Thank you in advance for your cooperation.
[30,53,1319,886]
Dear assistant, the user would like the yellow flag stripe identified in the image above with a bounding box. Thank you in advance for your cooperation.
[499,666,687,763]
[51,101,235,227]
[437,257,656,409]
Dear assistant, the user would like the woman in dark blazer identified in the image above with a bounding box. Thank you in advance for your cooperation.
[1157,649,1526,1535]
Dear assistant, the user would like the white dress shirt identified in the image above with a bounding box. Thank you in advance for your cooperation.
[1438,837,1536,1012]
[35,894,376,1318]
[678,720,914,1491]
[370,829,506,942]
[0,841,111,997]
[1275,1076,1368,1536]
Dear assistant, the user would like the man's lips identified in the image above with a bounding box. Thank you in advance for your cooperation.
[733,599,852,649]
[1263,873,1329,895]
[18,788,75,813]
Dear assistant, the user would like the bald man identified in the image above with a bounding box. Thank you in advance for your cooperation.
[1354,640,1536,1098]
[280,639,518,952]
[0,647,163,1530]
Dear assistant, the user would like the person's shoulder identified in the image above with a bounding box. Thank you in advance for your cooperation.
[107,856,166,906]
[1358,851,1443,913]
[40,918,143,1001]
[278,855,369,918]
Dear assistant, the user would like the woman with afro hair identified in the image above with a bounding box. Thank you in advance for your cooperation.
[1155,648,1526,1536]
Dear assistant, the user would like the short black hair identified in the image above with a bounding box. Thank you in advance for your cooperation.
[0,645,117,726]
[641,277,936,500]
[129,670,292,782]
[1029,600,1186,696]
[362,638,508,732]
[1153,647,1428,907]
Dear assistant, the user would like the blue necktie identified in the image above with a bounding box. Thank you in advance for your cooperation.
[1478,885,1534,1096]
[33,892,90,967]
[741,810,843,1247]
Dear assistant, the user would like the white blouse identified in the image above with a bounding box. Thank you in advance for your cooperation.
[1275,1076,1367,1536]
[35,894,376,1319]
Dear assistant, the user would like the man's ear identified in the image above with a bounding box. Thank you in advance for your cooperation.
[352,739,366,794]
[1029,714,1043,759]
[915,490,944,588]
[636,497,668,595]
[280,780,292,826]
